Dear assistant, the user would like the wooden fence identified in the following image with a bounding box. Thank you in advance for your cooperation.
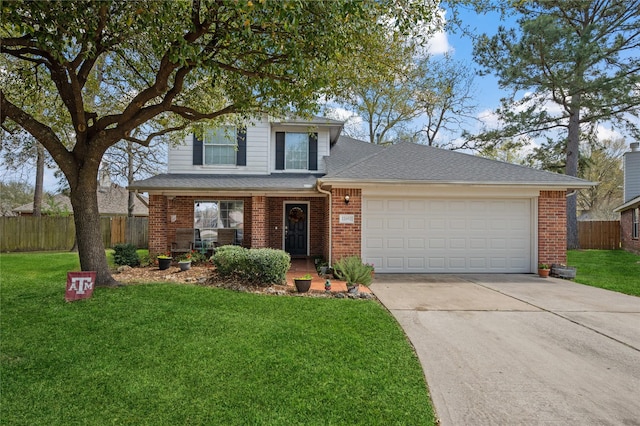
[0,216,148,252]
[578,221,620,250]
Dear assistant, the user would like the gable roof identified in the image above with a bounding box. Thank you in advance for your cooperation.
[13,184,149,216]
[322,141,594,188]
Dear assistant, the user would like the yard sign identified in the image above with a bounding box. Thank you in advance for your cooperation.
[65,271,96,302]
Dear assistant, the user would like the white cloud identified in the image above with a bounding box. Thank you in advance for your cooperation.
[426,30,451,55]
[596,125,623,142]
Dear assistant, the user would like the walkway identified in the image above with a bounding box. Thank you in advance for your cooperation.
[285,258,371,294]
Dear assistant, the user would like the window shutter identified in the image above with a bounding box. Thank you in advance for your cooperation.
[193,133,203,165]
[308,133,318,171]
[236,126,247,166]
[275,132,285,170]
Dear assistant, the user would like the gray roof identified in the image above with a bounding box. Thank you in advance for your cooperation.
[322,141,594,187]
[325,136,385,173]
[13,184,149,216]
[129,173,324,192]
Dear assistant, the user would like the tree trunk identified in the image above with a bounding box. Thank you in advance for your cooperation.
[566,96,581,249]
[32,143,45,217]
[69,175,119,287]
[127,141,135,217]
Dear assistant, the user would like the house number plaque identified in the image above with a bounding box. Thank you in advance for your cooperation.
[339,214,355,224]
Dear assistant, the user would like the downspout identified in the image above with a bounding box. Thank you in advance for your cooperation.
[316,182,332,264]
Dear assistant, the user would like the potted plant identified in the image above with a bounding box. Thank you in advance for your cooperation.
[333,256,373,293]
[157,253,172,270]
[538,263,550,278]
[178,252,192,271]
[294,273,313,293]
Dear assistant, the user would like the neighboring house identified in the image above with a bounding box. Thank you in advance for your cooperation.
[129,115,594,273]
[13,183,149,217]
[614,142,640,254]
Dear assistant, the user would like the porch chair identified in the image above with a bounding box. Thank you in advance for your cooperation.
[171,228,197,258]
[216,228,237,247]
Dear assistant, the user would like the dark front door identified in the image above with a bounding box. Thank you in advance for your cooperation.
[285,203,308,256]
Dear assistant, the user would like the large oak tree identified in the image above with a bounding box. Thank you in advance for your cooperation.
[1,0,435,285]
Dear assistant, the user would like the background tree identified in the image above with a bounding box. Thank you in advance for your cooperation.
[0,181,34,216]
[470,0,640,248]
[1,0,435,286]
[576,138,625,220]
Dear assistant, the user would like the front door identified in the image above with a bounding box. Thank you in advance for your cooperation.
[285,203,308,256]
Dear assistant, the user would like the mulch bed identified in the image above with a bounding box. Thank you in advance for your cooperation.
[113,265,375,300]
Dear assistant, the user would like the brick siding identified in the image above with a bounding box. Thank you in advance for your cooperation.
[620,208,640,253]
[538,190,567,265]
[331,188,361,261]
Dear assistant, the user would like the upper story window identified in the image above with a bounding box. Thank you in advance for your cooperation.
[193,126,246,167]
[275,131,318,171]
[204,127,236,165]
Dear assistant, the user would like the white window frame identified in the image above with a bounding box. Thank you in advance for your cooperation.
[194,200,244,246]
[284,132,309,170]
[203,126,236,166]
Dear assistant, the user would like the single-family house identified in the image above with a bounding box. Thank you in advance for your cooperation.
[614,142,640,253]
[129,115,594,273]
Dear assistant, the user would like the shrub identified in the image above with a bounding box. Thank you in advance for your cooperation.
[112,243,140,267]
[212,247,290,285]
[333,256,373,286]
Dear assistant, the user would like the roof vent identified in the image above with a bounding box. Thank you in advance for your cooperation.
[631,142,639,152]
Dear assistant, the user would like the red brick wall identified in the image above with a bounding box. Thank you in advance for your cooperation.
[538,191,567,265]
[251,196,267,248]
[331,188,361,262]
[149,194,168,256]
[620,208,640,253]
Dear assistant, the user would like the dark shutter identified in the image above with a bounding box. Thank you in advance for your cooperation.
[275,132,285,170]
[308,132,318,171]
[193,133,203,165]
[236,126,247,166]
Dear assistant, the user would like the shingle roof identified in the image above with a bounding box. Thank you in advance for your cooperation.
[325,136,385,173]
[323,141,593,187]
[129,173,323,191]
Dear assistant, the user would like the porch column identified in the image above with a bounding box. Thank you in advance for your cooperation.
[148,194,168,256]
[251,195,267,248]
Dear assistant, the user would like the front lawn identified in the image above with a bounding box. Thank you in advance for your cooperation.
[0,252,435,425]
[568,250,640,297]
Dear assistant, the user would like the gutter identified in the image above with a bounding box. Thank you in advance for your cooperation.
[316,182,332,264]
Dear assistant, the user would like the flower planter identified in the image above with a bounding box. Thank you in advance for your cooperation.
[538,268,550,278]
[294,279,312,293]
[347,284,360,294]
[551,264,577,279]
[158,257,172,270]
[178,261,191,271]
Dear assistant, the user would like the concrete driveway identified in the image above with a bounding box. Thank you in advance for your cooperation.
[370,274,640,426]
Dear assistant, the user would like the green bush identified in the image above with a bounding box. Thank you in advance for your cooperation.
[212,246,290,285]
[112,243,140,267]
[333,256,373,286]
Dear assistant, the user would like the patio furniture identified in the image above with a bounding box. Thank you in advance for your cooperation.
[216,228,237,246]
[171,228,199,258]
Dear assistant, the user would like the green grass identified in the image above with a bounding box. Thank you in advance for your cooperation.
[568,250,640,297]
[0,252,435,425]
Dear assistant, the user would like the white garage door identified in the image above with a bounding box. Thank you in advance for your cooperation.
[362,198,532,273]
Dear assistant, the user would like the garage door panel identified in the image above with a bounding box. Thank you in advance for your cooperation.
[363,198,532,273]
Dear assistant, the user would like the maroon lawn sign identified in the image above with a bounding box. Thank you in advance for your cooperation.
[65,271,96,302]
